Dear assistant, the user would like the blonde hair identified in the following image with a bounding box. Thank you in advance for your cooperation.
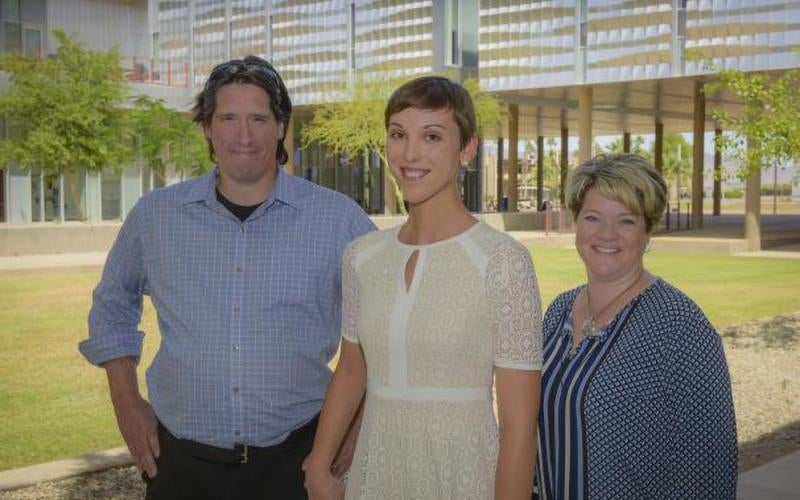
[566,153,667,232]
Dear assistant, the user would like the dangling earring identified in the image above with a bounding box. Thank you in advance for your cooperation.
[644,241,652,253]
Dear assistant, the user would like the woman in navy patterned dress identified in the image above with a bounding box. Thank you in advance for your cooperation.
[534,154,737,499]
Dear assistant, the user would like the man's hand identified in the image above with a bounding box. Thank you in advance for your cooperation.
[103,357,160,478]
[112,392,160,478]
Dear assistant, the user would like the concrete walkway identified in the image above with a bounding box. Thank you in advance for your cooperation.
[737,451,800,499]
[2,229,799,273]
[0,251,107,271]
[0,446,797,496]
[0,448,131,491]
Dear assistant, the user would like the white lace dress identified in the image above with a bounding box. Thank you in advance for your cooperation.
[342,221,543,500]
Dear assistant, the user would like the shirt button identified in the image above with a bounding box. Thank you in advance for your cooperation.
[233,344,240,351]
[240,226,245,233]
[234,430,241,437]
[235,266,242,272]
[232,387,239,395]
[233,305,240,312]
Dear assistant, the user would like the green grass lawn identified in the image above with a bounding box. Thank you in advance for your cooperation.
[0,269,160,471]
[1,249,798,471]
[529,246,800,327]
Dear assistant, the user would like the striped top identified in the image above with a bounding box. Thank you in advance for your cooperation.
[535,278,737,499]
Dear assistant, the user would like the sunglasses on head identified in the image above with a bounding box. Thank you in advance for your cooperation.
[209,60,281,83]
[207,60,286,108]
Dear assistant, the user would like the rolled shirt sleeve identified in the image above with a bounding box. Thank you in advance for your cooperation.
[80,200,147,366]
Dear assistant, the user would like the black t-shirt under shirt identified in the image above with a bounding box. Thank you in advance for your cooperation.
[216,188,263,222]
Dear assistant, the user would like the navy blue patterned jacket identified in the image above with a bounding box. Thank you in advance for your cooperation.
[536,278,737,499]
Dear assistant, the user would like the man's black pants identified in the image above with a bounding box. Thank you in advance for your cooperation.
[143,416,318,500]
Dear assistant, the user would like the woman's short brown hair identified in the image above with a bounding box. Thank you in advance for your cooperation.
[566,153,668,232]
[384,76,476,148]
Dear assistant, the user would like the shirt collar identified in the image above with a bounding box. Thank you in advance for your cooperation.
[181,167,302,211]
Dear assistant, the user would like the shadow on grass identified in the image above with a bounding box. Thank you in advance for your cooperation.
[739,419,800,473]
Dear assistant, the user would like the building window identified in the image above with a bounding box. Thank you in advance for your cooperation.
[1,20,21,53]
[23,27,40,58]
[101,169,121,221]
[1,0,20,21]
[448,0,460,66]
[349,2,356,70]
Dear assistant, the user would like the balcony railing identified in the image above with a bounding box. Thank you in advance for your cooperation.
[124,57,190,87]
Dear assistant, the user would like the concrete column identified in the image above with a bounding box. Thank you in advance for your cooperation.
[713,128,722,216]
[654,122,664,174]
[578,86,593,163]
[560,126,568,207]
[507,104,519,212]
[58,175,65,222]
[85,171,102,223]
[745,137,761,251]
[283,120,294,176]
[496,137,504,211]
[536,135,544,211]
[691,80,705,228]
[224,0,232,59]
[475,139,483,212]
[4,165,32,224]
[623,132,631,153]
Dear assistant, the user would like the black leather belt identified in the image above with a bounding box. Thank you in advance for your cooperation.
[158,414,319,464]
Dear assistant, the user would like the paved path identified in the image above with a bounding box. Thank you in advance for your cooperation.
[1,232,799,273]
[737,451,800,499]
[0,251,107,271]
[1,447,798,496]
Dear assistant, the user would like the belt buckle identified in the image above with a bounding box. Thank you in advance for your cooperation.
[239,444,248,464]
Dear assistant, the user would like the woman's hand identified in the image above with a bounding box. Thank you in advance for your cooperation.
[303,460,345,500]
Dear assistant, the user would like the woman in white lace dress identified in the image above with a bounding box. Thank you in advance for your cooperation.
[304,77,543,500]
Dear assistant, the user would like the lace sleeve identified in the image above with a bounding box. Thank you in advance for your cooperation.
[341,240,360,344]
[486,239,543,370]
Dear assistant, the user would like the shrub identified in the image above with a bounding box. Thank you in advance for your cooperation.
[725,189,744,199]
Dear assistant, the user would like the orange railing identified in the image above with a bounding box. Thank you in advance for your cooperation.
[124,57,190,87]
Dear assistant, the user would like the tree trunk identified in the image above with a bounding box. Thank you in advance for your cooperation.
[745,139,762,251]
[378,153,406,216]
[65,174,85,221]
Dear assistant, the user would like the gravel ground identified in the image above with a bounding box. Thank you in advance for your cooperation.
[2,312,798,499]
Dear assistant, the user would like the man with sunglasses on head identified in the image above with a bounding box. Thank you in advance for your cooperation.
[80,56,375,499]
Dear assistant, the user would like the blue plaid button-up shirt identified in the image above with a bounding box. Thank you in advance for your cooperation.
[80,168,375,448]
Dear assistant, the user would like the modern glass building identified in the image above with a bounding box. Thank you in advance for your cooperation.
[1,0,799,223]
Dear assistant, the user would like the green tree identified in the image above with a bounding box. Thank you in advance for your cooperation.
[462,78,504,139]
[129,96,211,181]
[301,77,400,213]
[705,64,800,178]
[0,30,130,219]
[703,59,800,248]
[602,135,652,159]
[302,76,504,214]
